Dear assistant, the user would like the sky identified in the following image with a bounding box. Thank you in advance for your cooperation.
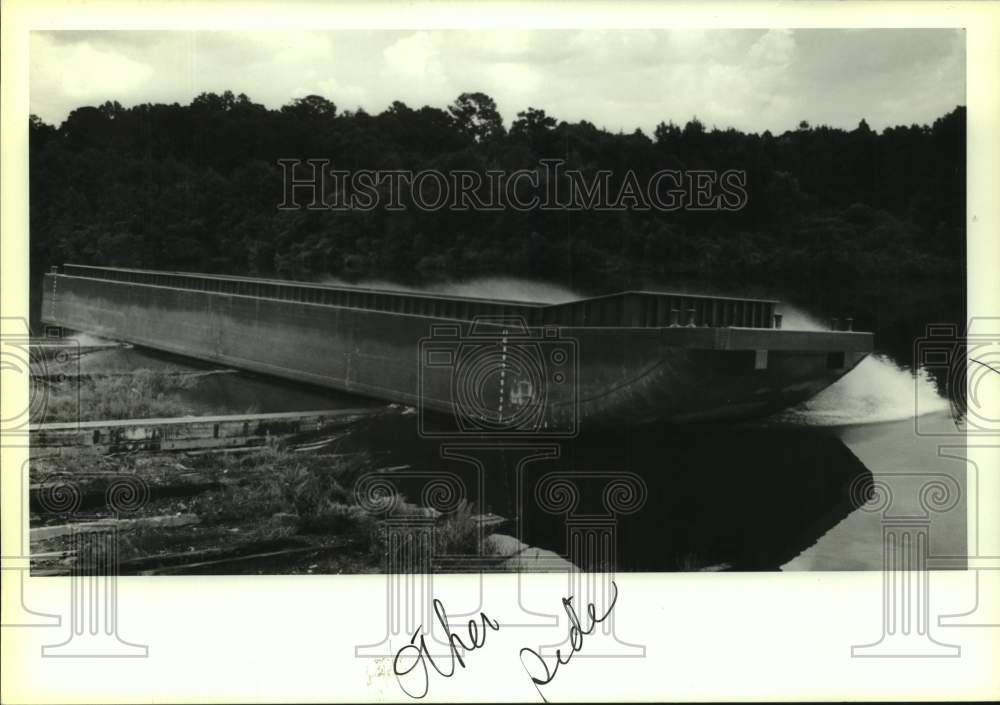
[30,28,965,134]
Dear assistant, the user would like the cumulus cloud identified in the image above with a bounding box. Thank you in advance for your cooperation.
[31,32,153,118]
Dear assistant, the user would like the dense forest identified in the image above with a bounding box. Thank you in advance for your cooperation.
[29,92,965,365]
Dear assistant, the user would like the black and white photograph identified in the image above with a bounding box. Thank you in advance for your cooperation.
[23,25,970,572]
[2,1,998,703]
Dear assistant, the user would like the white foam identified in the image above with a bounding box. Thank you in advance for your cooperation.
[433,277,579,304]
[772,354,950,426]
[65,331,114,346]
[776,304,827,331]
[319,275,580,304]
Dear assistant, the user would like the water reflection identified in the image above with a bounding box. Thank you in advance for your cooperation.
[55,340,967,574]
[527,426,871,571]
[340,416,878,572]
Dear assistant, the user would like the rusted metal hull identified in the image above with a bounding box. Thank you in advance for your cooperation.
[41,272,872,429]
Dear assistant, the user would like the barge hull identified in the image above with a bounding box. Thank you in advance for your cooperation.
[41,272,872,428]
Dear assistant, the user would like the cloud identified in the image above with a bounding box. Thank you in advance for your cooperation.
[31,32,153,116]
[30,29,965,134]
[382,31,448,91]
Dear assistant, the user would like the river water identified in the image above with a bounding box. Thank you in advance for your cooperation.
[56,334,967,572]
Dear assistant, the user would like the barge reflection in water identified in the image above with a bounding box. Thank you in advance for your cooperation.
[39,334,966,573]
[335,408,966,573]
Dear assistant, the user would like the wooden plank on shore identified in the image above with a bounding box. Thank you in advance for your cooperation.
[30,472,231,513]
[31,514,201,541]
[117,537,309,571]
[31,407,385,431]
[28,406,389,455]
[31,369,239,382]
[136,539,358,575]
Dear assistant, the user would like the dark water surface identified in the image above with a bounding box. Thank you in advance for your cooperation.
[61,336,967,572]
[341,409,966,572]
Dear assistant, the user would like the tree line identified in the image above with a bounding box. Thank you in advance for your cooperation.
[29,91,965,365]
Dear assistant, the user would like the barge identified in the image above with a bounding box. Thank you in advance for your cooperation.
[41,265,872,432]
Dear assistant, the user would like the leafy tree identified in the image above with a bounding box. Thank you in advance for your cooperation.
[447,92,505,143]
[281,94,338,119]
[511,107,556,137]
[27,95,966,372]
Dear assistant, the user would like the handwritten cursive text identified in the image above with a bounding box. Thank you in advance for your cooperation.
[518,581,619,697]
[393,599,500,699]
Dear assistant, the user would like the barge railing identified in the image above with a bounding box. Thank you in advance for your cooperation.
[54,264,778,329]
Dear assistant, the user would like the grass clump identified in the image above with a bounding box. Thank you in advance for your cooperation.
[186,448,364,525]
[38,369,198,423]
[368,499,481,571]
[188,447,482,567]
